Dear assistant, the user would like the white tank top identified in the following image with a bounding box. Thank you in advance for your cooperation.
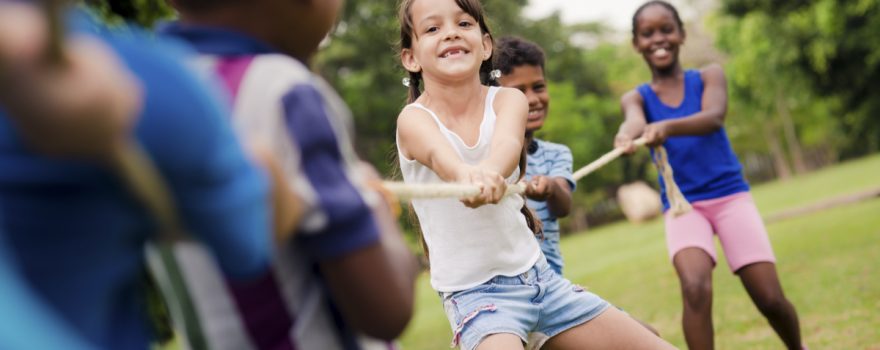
[397,86,542,292]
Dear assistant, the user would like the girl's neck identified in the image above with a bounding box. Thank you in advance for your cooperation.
[420,75,485,119]
[650,63,684,84]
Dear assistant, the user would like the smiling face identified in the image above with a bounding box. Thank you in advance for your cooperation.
[499,64,549,132]
[400,0,492,83]
[632,4,685,72]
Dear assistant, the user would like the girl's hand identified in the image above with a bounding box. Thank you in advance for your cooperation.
[614,133,639,155]
[459,166,506,208]
[642,121,670,147]
[524,175,553,201]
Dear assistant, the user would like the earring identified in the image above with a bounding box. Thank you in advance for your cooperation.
[402,77,411,87]
[489,69,501,80]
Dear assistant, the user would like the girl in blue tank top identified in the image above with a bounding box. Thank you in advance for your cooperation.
[615,2,806,349]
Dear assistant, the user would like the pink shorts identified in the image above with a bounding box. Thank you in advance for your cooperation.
[665,192,776,273]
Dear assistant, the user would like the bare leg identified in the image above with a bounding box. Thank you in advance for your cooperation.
[673,247,715,350]
[476,333,524,350]
[542,308,675,349]
[737,262,803,350]
[634,317,660,337]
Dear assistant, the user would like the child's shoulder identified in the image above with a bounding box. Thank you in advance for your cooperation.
[697,63,725,81]
[493,86,527,103]
[246,54,316,89]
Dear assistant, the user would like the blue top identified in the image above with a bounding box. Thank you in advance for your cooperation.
[0,12,272,349]
[525,138,575,275]
[637,69,749,210]
[0,230,95,350]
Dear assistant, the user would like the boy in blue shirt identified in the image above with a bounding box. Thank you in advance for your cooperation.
[0,4,277,348]
[496,36,575,275]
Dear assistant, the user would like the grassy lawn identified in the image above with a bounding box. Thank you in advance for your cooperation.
[399,154,880,349]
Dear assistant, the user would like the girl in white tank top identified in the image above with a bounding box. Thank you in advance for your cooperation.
[395,0,676,349]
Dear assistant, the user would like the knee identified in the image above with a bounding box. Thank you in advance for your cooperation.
[680,279,712,310]
[754,293,789,316]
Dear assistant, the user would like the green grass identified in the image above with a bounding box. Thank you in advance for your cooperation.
[399,154,880,349]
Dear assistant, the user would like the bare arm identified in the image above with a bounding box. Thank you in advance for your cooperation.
[484,87,528,177]
[319,167,418,340]
[615,89,648,153]
[397,103,507,207]
[397,107,471,182]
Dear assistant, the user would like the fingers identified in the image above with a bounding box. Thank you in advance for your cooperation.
[460,169,505,207]
[642,122,668,147]
[614,134,636,155]
[525,176,551,200]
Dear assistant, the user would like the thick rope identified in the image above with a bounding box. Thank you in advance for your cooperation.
[572,138,647,181]
[384,137,692,216]
[650,146,692,216]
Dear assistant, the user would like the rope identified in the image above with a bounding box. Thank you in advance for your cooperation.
[382,181,527,201]
[383,137,692,216]
[572,138,647,181]
[650,145,692,216]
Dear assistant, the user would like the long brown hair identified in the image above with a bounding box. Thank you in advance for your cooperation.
[396,0,542,262]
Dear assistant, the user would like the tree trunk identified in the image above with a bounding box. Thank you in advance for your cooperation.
[776,92,808,173]
[763,120,792,180]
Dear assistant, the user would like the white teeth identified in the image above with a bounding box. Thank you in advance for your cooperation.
[654,48,668,57]
[441,49,465,58]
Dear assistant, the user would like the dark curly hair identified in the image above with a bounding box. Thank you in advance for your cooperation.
[494,36,545,75]
[631,0,684,39]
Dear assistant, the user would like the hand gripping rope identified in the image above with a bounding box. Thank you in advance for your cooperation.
[383,138,692,217]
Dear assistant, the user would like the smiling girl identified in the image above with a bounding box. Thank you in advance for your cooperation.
[395,0,674,349]
[615,1,805,349]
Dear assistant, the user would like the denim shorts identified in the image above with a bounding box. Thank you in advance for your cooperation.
[439,257,610,350]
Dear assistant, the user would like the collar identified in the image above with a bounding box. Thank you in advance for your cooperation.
[527,138,539,155]
[157,22,278,56]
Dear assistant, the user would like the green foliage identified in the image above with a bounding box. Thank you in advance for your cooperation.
[719,0,880,158]
[84,0,175,27]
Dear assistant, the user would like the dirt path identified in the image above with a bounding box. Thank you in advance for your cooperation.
[764,186,880,224]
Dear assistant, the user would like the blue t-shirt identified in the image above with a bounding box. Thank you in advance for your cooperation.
[637,69,749,210]
[0,12,272,349]
[525,138,575,275]
[0,227,95,350]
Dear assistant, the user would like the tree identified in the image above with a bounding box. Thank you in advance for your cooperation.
[720,0,880,158]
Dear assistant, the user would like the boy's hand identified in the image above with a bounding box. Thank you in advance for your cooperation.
[0,3,142,161]
[459,165,506,208]
[524,175,554,201]
[249,144,303,243]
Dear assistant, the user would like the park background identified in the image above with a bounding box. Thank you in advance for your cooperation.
[92,0,880,348]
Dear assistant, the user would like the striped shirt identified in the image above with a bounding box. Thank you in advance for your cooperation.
[160,23,391,350]
[525,138,576,274]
